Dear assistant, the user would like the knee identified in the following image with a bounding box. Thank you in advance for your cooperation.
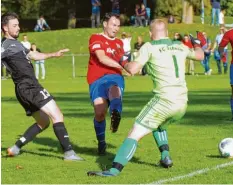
[53,112,64,123]
[109,85,121,99]
[95,111,106,122]
[49,112,64,124]
[37,117,50,130]
[43,122,50,130]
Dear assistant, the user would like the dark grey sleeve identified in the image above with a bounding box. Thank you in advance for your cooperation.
[24,47,30,54]
[1,46,8,59]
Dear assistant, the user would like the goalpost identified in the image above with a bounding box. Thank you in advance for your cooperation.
[64,53,89,78]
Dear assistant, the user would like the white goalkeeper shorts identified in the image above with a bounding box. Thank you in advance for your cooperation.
[135,95,187,130]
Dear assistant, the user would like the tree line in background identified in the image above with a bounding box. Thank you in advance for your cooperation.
[1,0,233,22]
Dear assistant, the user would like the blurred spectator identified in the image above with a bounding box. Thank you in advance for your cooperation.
[201,32,212,75]
[138,4,148,27]
[133,36,147,75]
[34,15,50,32]
[219,8,226,27]
[111,0,120,14]
[173,32,183,41]
[146,7,151,26]
[182,34,195,75]
[121,32,132,62]
[68,14,77,29]
[168,15,175,24]
[212,27,228,74]
[132,35,145,60]
[135,4,147,27]
[91,0,101,28]
[21,34,31,50]
[1,63,10,80]
[134,4,141,26]
[31,43,46,80]
[210,0,221,26]
[134,36,145,52]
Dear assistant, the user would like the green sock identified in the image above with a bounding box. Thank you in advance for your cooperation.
[153,128,170,160]
[109,138,138,175]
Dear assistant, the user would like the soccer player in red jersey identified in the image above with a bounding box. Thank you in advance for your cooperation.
[87,13,127,155]
[219,29,233,120]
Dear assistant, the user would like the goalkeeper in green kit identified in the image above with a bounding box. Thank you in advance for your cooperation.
[87,19,204,177]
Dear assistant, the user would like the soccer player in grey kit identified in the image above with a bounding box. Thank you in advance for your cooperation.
[1,12,83,161]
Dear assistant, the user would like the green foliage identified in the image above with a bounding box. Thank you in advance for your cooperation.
[191,0,212,16]
[154,0,212,17]
[1,0,20,15]
[1,0,66,19]
[39,0,65,19]
[154,0,182,16]
[183,0,212,16]
[221,0,233,16]
[18,0,41,19]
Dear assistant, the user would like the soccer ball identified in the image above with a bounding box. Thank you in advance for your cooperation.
[218,138,233,158]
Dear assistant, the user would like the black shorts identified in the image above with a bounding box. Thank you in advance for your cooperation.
[15,79,53,116]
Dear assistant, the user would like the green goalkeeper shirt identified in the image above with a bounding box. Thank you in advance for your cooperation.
[134,38,197,101]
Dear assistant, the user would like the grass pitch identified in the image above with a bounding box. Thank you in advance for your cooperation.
[1,18,233,184]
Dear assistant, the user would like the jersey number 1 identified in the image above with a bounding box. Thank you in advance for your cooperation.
[172,55,179,78]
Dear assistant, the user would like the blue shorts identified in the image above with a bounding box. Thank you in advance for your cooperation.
[89,74,125,102]
[230,64,233,85]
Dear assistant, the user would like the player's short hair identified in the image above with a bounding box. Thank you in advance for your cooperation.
[1,12,19,32]
[149,19,167,31]
[103,12,120,23]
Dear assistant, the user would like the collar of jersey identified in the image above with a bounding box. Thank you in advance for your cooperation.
[100,33,116,40]
[154,37,169,40]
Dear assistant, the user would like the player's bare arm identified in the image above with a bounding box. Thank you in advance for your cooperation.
[194,47,204,61]
[95,50,123,69]
[27,48,69,61]
[189,34,204,61]
[123,61,143,75]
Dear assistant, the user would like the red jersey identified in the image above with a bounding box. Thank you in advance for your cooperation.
[182,40,193,49]
[87,33,124,84]
[219,29,233,64]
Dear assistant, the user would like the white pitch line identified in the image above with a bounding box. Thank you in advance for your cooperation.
[148,161,233,184]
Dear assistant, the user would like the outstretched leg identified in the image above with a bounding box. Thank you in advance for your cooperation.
[87,123,151,176]
[40,99,83,161]
[7,110,50,156]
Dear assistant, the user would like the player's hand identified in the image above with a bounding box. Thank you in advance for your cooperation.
[119,55,129,67]
[54,49,70,57]
[189,34,201,48]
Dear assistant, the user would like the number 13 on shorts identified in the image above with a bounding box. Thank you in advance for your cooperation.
[40,89,51,99]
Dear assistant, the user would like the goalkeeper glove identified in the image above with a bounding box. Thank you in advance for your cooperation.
[189,34,201,48]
